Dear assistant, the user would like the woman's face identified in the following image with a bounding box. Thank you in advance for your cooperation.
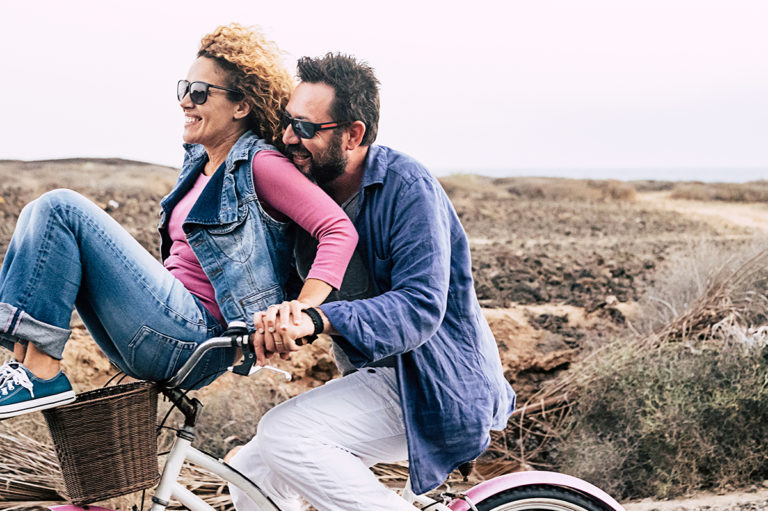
[180,57,246,150]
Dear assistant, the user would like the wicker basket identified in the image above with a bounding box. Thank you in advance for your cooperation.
[42,381,160,505]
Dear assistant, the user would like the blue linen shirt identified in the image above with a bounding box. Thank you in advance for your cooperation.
[319,145,516,494]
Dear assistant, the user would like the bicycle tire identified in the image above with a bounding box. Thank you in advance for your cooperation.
[475,484,609,511]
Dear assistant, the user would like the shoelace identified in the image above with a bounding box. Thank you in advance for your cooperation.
[0,360,19,386]
[0,365,34,398]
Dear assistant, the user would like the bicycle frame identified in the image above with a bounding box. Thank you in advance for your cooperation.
[149,426,279,511]
[48,325,625,511]
[50,405,625,511]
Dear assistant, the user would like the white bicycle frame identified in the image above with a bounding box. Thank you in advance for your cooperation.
[142,326,455,511]
[147,424,455,511]
[50,325,623,511]
[149,427,280,511]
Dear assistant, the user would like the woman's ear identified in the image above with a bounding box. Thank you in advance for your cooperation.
[233,100,251,121]
[345,121,367,150]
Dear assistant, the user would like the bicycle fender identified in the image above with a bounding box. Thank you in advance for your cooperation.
[49,506,117,511]
[447,470,626,511]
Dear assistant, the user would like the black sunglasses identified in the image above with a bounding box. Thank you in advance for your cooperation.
[177,80,244,105]
[282,112,351,139]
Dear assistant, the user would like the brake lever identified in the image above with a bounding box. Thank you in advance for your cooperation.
[224,322,292,380]
[227,359,292,380]
[231,364,292,380]
[221,322,255,377]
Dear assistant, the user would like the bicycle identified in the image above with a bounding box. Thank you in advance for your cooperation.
[48,322,626,511]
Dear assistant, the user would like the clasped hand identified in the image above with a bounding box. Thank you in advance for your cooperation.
[251,300,315,365]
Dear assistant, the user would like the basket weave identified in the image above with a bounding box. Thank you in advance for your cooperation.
[42,381,159,505]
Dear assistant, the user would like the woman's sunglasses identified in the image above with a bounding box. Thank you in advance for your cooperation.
[177,80,244,105]
[282,112,351,139]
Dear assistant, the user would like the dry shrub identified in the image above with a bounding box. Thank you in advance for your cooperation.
[561,332,768,499]
[670,181,768,202]
[439,175,636,203]
[439,174,510,201]
[552,244,768,500]
[500,178,636,203]
[634,240,768,340]
[630,180,676,192]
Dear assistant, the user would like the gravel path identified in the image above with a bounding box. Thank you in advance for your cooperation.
[623,489,768,511]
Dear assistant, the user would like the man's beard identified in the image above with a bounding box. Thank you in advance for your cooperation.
[287,132,347,186]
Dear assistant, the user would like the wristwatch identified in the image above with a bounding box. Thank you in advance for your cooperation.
[300,307,324,344]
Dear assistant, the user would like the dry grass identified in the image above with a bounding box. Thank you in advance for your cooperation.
[670,181,768,202]
[0,430,62,509]
[0,372,288,509]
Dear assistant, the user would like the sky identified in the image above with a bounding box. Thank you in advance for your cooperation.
[1,0,767,180]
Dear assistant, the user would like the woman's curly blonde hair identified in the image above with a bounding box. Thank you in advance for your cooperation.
[198,23,293,149]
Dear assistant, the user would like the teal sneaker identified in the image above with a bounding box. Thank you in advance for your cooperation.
[0,364,75,419]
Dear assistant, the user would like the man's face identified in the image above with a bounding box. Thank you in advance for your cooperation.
[282,82,347,185]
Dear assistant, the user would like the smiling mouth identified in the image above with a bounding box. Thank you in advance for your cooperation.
[185,115,201,126]
[289,149,312,166]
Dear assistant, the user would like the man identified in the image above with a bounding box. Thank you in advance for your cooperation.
[230,53,515,511]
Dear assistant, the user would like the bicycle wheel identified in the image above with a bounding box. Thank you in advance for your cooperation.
[476,484,608,511]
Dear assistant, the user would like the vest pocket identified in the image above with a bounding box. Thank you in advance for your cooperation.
[206,207,256,263]
[240,284,284,313]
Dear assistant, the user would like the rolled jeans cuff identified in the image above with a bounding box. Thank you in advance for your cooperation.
[0,303,71,360]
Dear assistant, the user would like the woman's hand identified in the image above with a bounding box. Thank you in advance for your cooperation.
[262,300,308,334]
[251,301,314,364]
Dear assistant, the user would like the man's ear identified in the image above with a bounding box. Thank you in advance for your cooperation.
[345,121,366,150]
[233,100,251,120]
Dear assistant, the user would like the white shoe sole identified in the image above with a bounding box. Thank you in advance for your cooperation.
[0,390,76,419]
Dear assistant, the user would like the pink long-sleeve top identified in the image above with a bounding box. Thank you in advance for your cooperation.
[163,150,357,324]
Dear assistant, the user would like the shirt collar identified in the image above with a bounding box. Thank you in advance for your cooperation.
[360,145,386,189]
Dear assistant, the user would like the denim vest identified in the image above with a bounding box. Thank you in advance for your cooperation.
[158,131,294,328]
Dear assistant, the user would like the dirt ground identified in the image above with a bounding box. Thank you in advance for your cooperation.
[1,161,766,510]
[624,488,768,511]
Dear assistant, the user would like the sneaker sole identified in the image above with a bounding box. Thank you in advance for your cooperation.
[0,390,76,419]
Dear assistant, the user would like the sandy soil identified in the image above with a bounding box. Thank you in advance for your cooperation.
[624,488,768,511]
[638,191,768,235]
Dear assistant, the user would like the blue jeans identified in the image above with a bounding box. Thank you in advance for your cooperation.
[0,189,235,389]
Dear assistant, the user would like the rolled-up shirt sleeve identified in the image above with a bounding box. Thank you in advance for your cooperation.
[252,150,357,290]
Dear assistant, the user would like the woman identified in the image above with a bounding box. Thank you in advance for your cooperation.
[0,24,357,419]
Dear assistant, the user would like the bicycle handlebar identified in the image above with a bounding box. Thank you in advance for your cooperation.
[162,321,292,389]
[164,321,252,388]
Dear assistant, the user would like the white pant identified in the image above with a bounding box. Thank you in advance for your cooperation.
[228,367,418,511]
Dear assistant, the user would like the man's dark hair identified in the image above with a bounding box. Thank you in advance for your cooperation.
[296,53,380,146]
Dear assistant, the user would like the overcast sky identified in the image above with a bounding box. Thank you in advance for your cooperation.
[1,0,767,180]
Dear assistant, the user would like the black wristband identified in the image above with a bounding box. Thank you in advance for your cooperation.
[302,307,324,336]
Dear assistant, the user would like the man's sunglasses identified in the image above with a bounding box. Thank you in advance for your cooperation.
[177,80,244,105]
[282,112,351,139]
